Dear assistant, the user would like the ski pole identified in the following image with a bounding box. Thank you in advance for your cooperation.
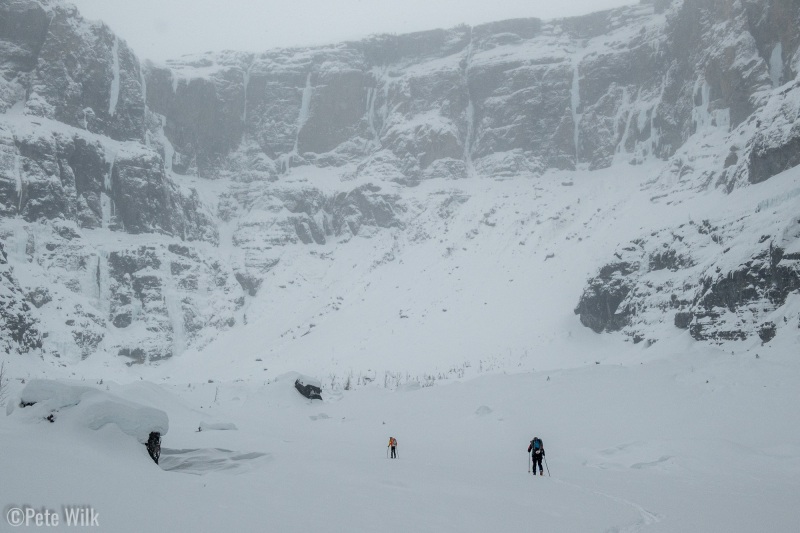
[544,456,550,477]
[528,454,531,473]
[386,447,389,459]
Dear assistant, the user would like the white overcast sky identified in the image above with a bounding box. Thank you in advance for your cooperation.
[68,0,639,62]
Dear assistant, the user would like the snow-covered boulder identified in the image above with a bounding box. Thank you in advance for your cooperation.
[82,399,168,444]
[16,379,168,446]
[19,379,95,409]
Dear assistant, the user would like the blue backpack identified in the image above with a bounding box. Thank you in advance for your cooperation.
[532,438,542,451]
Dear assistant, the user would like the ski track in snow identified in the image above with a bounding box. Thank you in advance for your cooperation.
[553,478,662,532]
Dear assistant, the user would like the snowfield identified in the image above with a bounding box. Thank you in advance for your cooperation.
[2,335,799,532]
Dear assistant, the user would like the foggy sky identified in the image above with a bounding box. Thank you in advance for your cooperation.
[67,0,639,62]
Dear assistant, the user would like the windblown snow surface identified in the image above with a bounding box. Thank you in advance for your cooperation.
[2,160,800,532]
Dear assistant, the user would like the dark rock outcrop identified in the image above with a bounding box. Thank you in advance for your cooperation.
[745,80,800,185]
[103,243,242,364]
[577,212,800,344]
[144,56,246,176]
[757,321,777,343]
[146,431,161,464]
[111,145,218,242]
[0,1,218,244]
[575,260,640,333]
[688,243,800,342]
[18,3,145,141]
[295,376,322,400]
[1,123,217,242]
[1,220,244,362]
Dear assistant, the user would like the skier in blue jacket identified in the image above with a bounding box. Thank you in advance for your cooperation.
[528,437,545,475]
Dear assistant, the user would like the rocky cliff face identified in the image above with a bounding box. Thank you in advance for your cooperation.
[0,218,241,362]
[0,0,215,239]
[0,240,41,354]
[0,0,228,361]
[0,1,144,137]
[0,0,799,362]
[572,0,800,346]
[575,205,800,345]
[140,0,799,184]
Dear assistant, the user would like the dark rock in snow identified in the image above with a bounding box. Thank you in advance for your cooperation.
[26,287,52,308]
[234,271,262,297]
[748,130,800,185]
[146,432,162,464]
[674,311,694,330]
[757,322,777,343]
[575,261,639,333]
[295,376,322,400]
